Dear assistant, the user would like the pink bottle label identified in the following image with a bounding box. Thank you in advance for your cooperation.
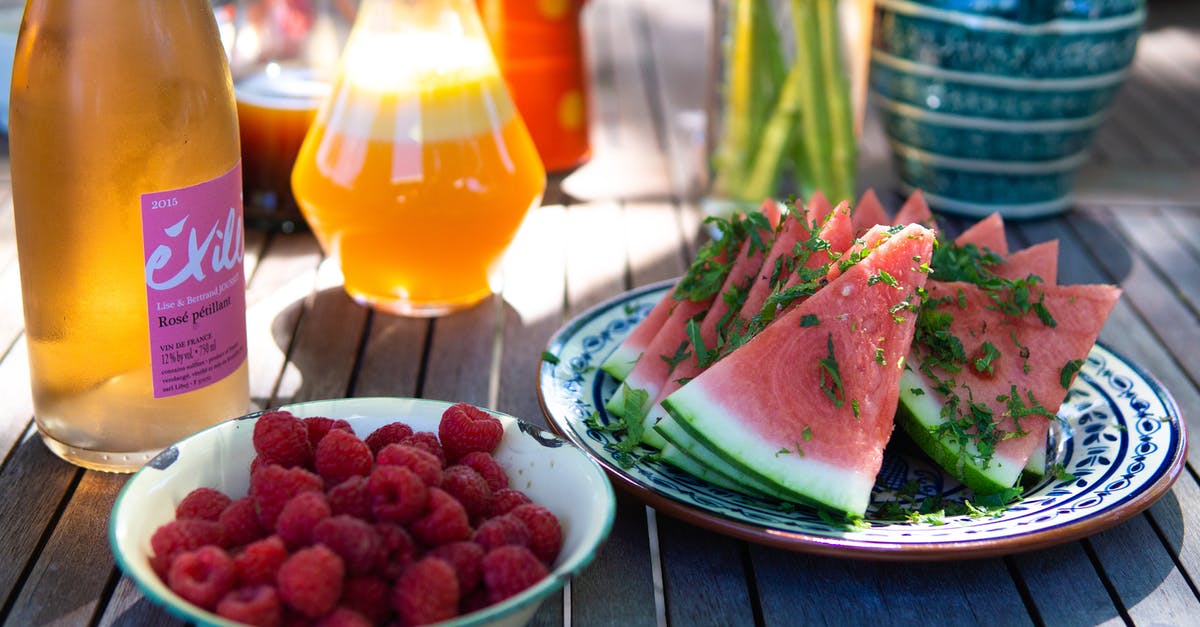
[142,163,248,398]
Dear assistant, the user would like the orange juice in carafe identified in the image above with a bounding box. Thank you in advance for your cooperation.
[9,0,250,471]
[291,0,545,316]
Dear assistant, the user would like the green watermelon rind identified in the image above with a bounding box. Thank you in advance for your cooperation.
[599,346,641,381]
[653,415,783,497]
[657,442,770,499]
[604,383,668,449]
[895,369,1022,495]
[661,384,875,517]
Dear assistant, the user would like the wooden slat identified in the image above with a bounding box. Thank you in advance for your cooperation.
[0,336,34,465]
[1088,514,1200,624]
[353,312,427,399]
[1148,473,1200,587]
[1009,543,1124,626]
[0,427,79,613]
[569,492,658,627]
[243,233,324,407]
[97,576,180,626]
[276,258,368,404]
[656,517,756,625]
[749,548,1033,625]
[5,471,125,625]
[496,204,569,428]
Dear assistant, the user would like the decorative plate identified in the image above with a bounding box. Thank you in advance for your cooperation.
[536,280,1188,560]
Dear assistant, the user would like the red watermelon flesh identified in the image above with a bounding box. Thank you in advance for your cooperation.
[643,202,855,442]
[599,289,676,381]
[777,203,854,315]
[901,280,1121,493]
[852,188,889,235]
[998,240,1059,285]
[736,196,825,324]
[606,219,775,433]
[892,189,936,229]
[600,205,781,382]
[660,223,935,516]
[626,220,778,446]
[954,213,1009,256]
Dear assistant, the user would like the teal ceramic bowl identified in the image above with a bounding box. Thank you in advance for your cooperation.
[109,397,616,627]
[870,0,1146,218]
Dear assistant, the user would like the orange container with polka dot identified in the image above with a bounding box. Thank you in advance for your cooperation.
[478,0,591,173]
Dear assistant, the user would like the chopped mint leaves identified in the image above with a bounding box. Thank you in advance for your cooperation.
[817,334,846,409]
[1060,359,1084,390]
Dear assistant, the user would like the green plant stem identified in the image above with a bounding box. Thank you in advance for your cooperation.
[816,0,856,202]
[743,61,805,201]
[790,0,833,197]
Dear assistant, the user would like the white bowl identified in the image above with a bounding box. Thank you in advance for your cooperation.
[109,397,616,626]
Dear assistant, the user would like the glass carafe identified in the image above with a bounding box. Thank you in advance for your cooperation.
[291,0,546,317]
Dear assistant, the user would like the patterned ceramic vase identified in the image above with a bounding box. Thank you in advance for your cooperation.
[870,0,1146,218]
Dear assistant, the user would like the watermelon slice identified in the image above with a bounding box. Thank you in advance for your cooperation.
[892,189,935,228]
[599,202,782,382]
[599,291,675,381]
[606,213,775,445]
[660,223,935,517]
[851,189,889,235]
[897,280,1121,494]
[998,240,1059,284]
[954,213,1009,256]
[643,203,854,450]
[736,194,830,323]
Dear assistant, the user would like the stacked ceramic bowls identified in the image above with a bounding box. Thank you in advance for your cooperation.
[870,0,1146,218]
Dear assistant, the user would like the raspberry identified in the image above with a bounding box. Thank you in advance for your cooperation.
[312,515,382,576]
[374,523,417,580]
[303,416,354,449]
[176,487,233,522]
[441,465,492,519]
[253,410,312,468]
[367,465,428,525]
[314,607,372,627]
[276,545,345,618]
[473,514,530,552]
[326,476,371,520]
[216,585,282,627]
[376,444,443,487]
[438,403,503,462]
[401,431,446,467]
[275,491,331,549]
[314,428,374,486]
[391,558,459,626]
[340,576,391,625]
[219,497,266,548]
[167,545,236,610]
[150,519,224,576]
[510,504,563,565]
[364,422,414,455]
[410,488,472,547]
[233,535,288,587]
[481,546,548,604]
[488,488,532,517]
[249,464,323,531]
[458,451,509,492]
[427,541,485,593]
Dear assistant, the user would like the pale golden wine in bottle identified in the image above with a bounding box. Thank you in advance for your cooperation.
[9,0,250,471]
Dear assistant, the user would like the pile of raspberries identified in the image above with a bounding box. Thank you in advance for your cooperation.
[149,402,564,626]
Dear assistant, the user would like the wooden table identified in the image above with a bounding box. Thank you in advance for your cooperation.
[3,0,1200,625]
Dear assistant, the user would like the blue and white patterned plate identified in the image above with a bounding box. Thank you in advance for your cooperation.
[536,280,1188,560]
